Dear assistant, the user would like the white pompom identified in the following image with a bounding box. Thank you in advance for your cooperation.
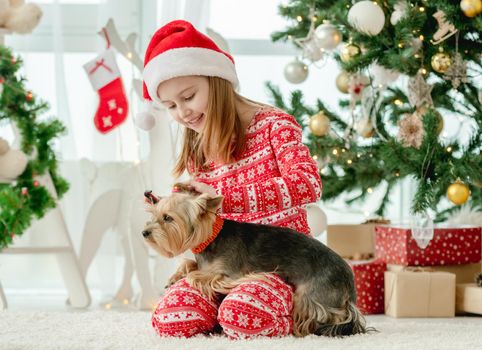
[306,204,328,237]
[348,1,386,36]
[135,111,156,131]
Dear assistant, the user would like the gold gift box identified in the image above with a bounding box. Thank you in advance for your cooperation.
[387,263,481,284]
[326,224,376,258]
[384,270,455,317]
[456,283,482,315]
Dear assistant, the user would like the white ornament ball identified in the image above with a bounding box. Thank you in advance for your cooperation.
[0,137,9,155]
[284,60,309,84]
[348,1,386,36]
[306,204,328,237]
[0,149,28,179]
[370,63,400,86]
[135,111,156,131]
[314,22,342,50]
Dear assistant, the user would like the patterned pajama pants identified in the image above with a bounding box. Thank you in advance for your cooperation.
[151,274,294,339]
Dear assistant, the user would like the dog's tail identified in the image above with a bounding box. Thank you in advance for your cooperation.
[313,301,374,337]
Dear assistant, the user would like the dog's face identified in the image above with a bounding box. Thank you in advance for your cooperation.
[142,190,223,258]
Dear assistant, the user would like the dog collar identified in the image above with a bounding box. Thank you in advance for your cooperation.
[191,216,224,254]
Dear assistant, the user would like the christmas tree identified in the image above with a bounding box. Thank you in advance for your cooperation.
[0,45,69,249]
[267,0,481,219]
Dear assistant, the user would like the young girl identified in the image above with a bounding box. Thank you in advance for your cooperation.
[143,20,322,339]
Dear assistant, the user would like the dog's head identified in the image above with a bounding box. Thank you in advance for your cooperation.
[142,183,223,258]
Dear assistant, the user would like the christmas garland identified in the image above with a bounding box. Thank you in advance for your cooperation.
[0,45,69,249]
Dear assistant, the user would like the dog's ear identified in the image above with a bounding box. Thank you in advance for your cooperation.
[194,193,224,214]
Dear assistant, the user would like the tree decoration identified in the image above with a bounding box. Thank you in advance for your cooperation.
[348,1,385,36]
[0,46,69,249]
[348,73,370,101]
[460,0,482,17]
[335,71,350,93]
[284,59,309,84]
[431,50,452,73]
[447,178,471,205]
[309,111,330,136]
[443,53,468,88]
[432,10,458,44]
[408,72,433,108]
[314,21,342,50]
[356,117,374,138]
[294,6,325,63]
[391,0,409,25]
[340,42,361,63]
[398,112,425,148]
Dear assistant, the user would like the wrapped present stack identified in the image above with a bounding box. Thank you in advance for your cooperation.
[375,225,482,318]
[326,219,389,315]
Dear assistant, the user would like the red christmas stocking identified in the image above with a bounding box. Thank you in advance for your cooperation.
[83,49,128,134]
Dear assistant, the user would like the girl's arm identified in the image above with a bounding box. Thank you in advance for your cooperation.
[221,114,322,214]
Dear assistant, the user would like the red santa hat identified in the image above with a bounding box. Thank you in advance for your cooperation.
[142,20,238,102]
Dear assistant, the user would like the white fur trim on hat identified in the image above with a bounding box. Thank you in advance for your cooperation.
[143,47,239,103]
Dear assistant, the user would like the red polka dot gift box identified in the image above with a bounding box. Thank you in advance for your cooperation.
[349,258,386,315]
[375,225,481,266]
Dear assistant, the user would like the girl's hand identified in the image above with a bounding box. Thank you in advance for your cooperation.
[189,180,218,197]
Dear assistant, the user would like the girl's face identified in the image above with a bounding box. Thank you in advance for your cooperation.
[157,76,209,132]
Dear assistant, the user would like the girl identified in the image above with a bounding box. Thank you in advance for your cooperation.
[143,20,322,339]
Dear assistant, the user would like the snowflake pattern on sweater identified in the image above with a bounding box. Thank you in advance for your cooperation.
[194,107,322,234]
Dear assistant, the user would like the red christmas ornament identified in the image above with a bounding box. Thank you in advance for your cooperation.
[21,187,28,195]
[26,91,33,102]
[0,77,4,84]
[33,180,40,187]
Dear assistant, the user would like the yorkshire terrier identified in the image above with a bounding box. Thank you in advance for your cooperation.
[142,184,368,337]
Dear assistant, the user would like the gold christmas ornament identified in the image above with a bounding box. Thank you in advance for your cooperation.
[431,52,452,73]
[447,179,471,205]
[460,0,482,17]
[309,112,331,136]
[335,71,350,93]
[356,117,375,138]
[340,43,361,63]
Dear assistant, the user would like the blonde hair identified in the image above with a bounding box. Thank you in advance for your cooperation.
[172,76,247,177]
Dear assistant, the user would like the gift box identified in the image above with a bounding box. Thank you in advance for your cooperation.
[375,225,481,266]
[456,283,482,315]
[349,258,386,314]
[388,263,481,284]
[384,269,455,317]
[327,224,377,258]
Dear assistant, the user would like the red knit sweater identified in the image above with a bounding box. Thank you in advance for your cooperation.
[193,106,322,235]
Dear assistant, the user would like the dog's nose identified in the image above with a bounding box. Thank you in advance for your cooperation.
[142,230,151,238]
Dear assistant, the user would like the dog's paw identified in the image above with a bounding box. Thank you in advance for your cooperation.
[165,272,185,289]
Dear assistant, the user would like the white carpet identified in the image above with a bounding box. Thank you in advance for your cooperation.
[1,311,482,350]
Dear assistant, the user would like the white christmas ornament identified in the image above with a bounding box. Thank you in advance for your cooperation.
[314,22,342,50]
[390,0,408,25]
[370,63,400,86]
[284,60,309,84]
[0,137,28,181]
[135,111,156,131]
[348,1,386,36]
[306,204,327,237]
